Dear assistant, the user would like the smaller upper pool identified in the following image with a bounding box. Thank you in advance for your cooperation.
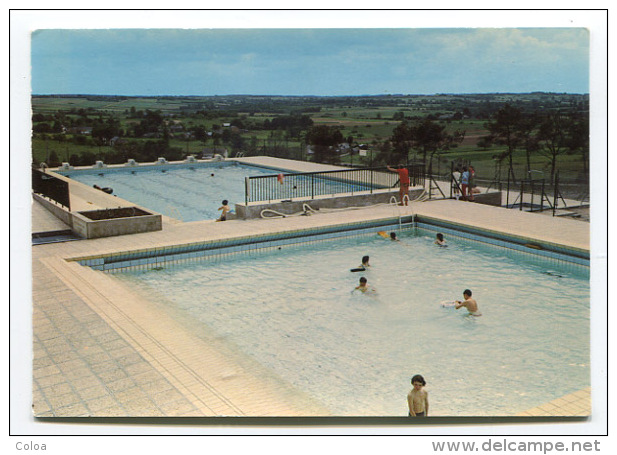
[60,161,376,222]
[60,161,278,222]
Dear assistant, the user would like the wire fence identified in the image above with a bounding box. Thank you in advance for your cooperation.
[425,161,589,216]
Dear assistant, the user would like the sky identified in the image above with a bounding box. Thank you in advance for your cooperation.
[30,27,590,96]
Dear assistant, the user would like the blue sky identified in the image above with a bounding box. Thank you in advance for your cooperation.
[31,27,589,96]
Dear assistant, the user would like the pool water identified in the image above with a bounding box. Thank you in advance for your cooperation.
[115,228,590,417]
[62,162,278,222]
[63,162,374,222]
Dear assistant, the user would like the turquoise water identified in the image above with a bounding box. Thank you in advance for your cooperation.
[62,162,269,221]
[115,228,590,416]
[62,162,373,222]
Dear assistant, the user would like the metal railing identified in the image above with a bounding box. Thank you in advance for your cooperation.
[245,164,425,204]
[32,168,71,210]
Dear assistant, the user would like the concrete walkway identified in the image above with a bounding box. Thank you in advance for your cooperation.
[516,387,591,417]
[29,157,591,418]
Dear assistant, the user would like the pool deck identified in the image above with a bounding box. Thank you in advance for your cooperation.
[28,158,591,419]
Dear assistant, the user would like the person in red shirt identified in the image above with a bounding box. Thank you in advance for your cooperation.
[387,164,410,205]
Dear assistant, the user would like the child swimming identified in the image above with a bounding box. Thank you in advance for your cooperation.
[351,256,370,272]
[455,289,482,316]
[434,233,447,246]
[352,277,376,295]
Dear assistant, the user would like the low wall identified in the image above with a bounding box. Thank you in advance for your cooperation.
[235,188,424,219]
[72,209,162,239]
[33,193,73,227]
[469,191,502,206]
[33,193,162,239]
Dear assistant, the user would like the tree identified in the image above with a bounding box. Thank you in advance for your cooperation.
[518,113,540,174]
[305,125,343,164]
[536,111,570,182]
[565,112,590,176]
[390,118,465,166]
[485,103,526,184]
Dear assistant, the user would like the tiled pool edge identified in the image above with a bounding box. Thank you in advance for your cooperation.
[73,218,407,271]
[415,220,589,267]
[70,214,590,272]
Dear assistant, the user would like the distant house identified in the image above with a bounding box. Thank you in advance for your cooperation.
[67,126,92,135]
[222,123,231,127]
[201,146,228,159]
[169,125,184,133]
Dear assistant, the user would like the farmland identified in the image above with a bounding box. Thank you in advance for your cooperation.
[30,92,589,192]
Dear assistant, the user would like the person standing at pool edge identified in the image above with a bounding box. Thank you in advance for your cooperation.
[460,166,470,201]
[407,374,429,417]
[387,164,410,206]
[455,289,482,316]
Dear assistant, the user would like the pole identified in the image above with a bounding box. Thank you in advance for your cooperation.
[245,177,249,206]
[506,167,511,207]
[553,171,559,217]
[450,161,454,199]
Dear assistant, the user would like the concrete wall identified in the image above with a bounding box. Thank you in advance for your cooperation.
[72,211,162,238]
[235,188,425,219]
[33,193,162,238]
[33,193,73,227]
[470,191,502,206]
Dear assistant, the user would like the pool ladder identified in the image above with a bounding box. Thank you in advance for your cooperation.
[389,195,414,231]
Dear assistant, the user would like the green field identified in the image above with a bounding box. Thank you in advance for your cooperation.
[30,93,589,191]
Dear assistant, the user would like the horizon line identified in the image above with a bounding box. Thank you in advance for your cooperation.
[32,91,590,98]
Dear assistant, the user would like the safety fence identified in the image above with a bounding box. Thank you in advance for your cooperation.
[32,168,71,210]
[245,164,425,204]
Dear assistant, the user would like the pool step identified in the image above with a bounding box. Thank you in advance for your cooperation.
[32,229,82,245]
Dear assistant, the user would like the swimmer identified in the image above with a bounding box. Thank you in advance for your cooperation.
[455,289,482,316]
[350,256,370,272]
[352,277,376,294]
[407,374,429,417]
[216,199,230,222]
[390,232,400,241]
[434,233,447,246]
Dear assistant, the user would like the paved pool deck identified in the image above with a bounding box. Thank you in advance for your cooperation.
[28,157,592,419]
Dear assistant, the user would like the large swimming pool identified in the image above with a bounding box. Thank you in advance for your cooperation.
[112,226,590,417]
[60,161,270,221]
[60,161,374,222]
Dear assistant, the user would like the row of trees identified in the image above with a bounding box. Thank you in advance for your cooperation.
[34,101,589,180]
[301,103,589,184]
[483,104,589,182]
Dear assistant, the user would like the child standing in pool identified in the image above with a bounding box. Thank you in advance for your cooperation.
[434,233,447,246]
[353,277,376,294]
[407,374,429,417]
[216,199,230,222]
[455,289,482,316]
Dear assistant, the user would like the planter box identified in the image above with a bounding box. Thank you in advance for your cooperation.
[72,207,162,239]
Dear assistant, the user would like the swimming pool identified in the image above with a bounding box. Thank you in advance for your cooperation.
[112,226,589,417]
[59,161,374,222]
